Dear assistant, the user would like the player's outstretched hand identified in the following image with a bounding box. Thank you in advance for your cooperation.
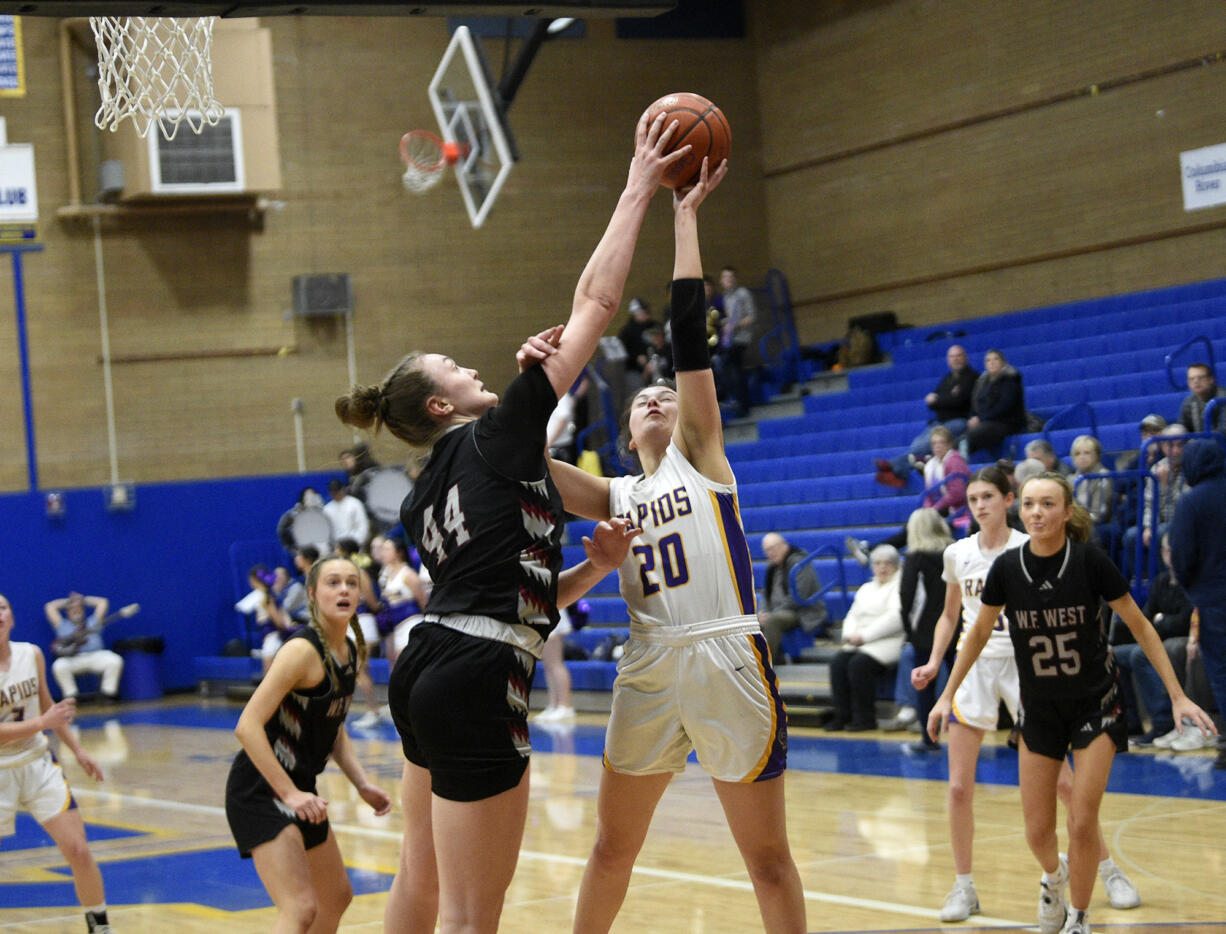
[284,789,329,824]
[1172,695,1218,739]
[76,750,104,783]
[359,781,393,817]
[517,325,564,372]
[674,156,728,212]
[628,111,689,194]
[583,517,643,573]
[911,661,938,690]
[42,698,75,732]
[926,697,952,745]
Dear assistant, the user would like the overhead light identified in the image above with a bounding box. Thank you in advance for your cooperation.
[547,17,576,34]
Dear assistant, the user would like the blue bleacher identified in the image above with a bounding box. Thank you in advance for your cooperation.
[566,276,1226,674]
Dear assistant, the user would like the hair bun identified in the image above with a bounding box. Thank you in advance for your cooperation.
[335,384,382,431]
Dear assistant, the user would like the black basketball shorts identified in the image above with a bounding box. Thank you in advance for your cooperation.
[224,753,330,858]
[1019,678,1128,761]
[388,622,536,802]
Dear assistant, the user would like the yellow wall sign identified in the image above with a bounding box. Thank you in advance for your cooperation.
[0,16,24,97]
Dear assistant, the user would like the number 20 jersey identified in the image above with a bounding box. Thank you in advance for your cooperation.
[608,443,756,629]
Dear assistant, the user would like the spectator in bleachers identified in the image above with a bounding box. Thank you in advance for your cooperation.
[849,426,967,562]
[640,326,674,385]
[897,508,955,751]
[617,296,657,385]
[1070,435,1116,556]
[340,442,380,504]
[757,532,828,664]
[280,546,318,624]
[1113,533,1194,746]
[1115,414,1167,474]
[323,479,369,549]
[963,349,1026,456]
[1123,424,1188,576]
[1024,438,1073,476]
[1170,438,1226,770]
[826,545,904,732]
[1178,362,1226,434]
[876,344,978,483]
[713,265,755,418]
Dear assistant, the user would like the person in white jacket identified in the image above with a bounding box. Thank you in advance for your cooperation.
[826,545,904,731]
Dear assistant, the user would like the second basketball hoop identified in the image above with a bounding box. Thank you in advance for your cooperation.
[399,130,467,194]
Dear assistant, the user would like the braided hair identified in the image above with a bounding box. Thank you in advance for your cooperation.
[304,554,368,694]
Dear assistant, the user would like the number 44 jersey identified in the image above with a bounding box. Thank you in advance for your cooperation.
[609,443,757,630]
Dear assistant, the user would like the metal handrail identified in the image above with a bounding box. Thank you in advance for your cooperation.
[1204,396,1224,434]
[1164,335,1216,391]
[753,268,803,387]
[791,543,855,614]
[1042,401,1098,443]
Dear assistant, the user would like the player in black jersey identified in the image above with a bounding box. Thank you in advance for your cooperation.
[928,472,1215,934]
[225,555,392,933]
[334,112,685,934]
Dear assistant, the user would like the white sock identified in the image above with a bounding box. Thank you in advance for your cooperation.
[955,873,974,888]
[1098,856,1115,874]
[1042,868,1063,885]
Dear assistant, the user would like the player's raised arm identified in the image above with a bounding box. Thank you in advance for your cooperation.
[542,111,687,399]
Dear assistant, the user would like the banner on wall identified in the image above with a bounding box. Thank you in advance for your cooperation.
[0,16,23,97]
[1180,142,1226,212]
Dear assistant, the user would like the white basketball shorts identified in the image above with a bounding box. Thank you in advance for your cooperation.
[604,618,787,782]
[951,654,1020,732]
[0,751,74,837]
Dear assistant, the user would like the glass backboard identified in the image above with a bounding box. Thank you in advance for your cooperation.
[427,24,518,229]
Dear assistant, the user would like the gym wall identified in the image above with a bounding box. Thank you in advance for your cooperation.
[748,0,1226,344]
[0,15,766,491]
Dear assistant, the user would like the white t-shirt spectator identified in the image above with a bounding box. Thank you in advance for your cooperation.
[324,492,369,546]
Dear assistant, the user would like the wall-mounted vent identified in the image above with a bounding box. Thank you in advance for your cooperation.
[147,109,245,194]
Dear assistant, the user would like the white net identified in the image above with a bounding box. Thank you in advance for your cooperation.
[399,131,446,194]
[90,16,225,141]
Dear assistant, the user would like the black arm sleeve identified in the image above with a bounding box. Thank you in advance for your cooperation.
[475,366,557,481]
[669,277,710,372]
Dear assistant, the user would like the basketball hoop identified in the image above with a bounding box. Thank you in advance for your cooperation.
[90,16,225,141]
[399,130,467,194]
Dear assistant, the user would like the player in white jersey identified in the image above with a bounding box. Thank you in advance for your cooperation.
[914,467,1139,922]
[912,466,1026,921]
[548,158,806,934]
[0,593,113,933]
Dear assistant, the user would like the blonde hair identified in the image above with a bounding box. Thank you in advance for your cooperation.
[305,555,368,694]
[335,352,445,451]
[1018,471,1094,543]
[906,508,954,554]
[1070,434,1104,471]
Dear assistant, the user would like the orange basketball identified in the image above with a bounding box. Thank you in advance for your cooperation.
[642,92,731,190]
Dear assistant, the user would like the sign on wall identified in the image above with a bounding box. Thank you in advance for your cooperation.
[1180,142,1226,212]
[0,123,38,243]
[0,16,23,97]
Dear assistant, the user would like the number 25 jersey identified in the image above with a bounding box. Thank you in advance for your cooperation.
[608,443,756,629]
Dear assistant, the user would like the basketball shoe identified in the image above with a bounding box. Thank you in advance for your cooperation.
[1100,862,1141,909]
[939,882,979,922]
[1060,908,1090,934]
[1038,859,1068,934]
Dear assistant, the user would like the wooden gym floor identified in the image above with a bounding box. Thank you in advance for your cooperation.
[2,697,1224,933]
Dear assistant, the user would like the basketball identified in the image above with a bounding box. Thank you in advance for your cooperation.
[642,92,731,190]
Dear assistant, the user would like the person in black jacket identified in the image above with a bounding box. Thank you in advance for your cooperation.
[1111,534,1194,744]
[1170,438,1226,770]
[878,344,978,482]
[963,349,1027,455]
[898,508,955,752]
[758,532,827,662]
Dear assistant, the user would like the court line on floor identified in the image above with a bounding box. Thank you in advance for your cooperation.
[70,789,1026,927]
